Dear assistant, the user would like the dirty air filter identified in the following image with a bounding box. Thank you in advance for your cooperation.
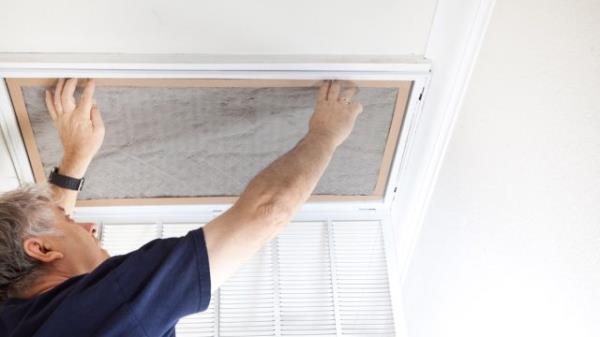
[7,79,411,206]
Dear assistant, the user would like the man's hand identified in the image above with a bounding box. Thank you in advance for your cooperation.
[309,80,363,148]
[44,78,105,214]
[45,78,105,177]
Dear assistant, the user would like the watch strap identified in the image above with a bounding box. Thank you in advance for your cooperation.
[48,167,85,191]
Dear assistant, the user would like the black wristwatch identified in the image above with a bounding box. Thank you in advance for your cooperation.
[48,167,85,191]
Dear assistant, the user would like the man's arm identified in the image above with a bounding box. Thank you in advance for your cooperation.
[44,78,105,215]
[203,80,363,291]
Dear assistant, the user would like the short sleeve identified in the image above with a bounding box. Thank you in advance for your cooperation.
[102,227,211,333]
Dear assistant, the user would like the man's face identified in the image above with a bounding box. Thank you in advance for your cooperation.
[45,206,110,275]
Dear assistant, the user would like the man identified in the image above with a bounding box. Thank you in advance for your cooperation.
[0,78,363,336]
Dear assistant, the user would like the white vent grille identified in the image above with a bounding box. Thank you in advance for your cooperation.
[100,223,160,256]
[333,221,395,336]
[278,222,337,336]
[100,220,394,336]
[220,244,276,337]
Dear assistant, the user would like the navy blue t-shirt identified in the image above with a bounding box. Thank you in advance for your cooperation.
[0,228,211,337]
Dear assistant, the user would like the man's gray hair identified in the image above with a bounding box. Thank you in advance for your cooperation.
[0,184,57,302]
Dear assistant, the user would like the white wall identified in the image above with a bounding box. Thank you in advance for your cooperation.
[402,1,600,337]
[0,0,436,55]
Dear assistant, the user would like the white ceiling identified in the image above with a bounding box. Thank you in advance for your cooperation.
[0,0,437,55]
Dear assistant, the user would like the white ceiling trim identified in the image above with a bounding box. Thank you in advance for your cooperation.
[0,54,430,76]
[0,80,34,183]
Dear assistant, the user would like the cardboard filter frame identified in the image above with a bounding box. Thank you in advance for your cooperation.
[6,78,412,206]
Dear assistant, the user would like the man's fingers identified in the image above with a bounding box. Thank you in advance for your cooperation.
[90,104,105,131]
[339,86,357,103]
[80,79,96,116]
[53,78,65,115]
[328,80,341,100]
[45,89,58,121]
[318,80,331,101]
[61,78,78,110]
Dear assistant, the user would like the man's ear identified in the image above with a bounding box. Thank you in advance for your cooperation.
[23,237,64,263]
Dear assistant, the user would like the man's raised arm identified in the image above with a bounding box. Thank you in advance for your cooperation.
[44,78,105,215]
[203,80,363,291]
